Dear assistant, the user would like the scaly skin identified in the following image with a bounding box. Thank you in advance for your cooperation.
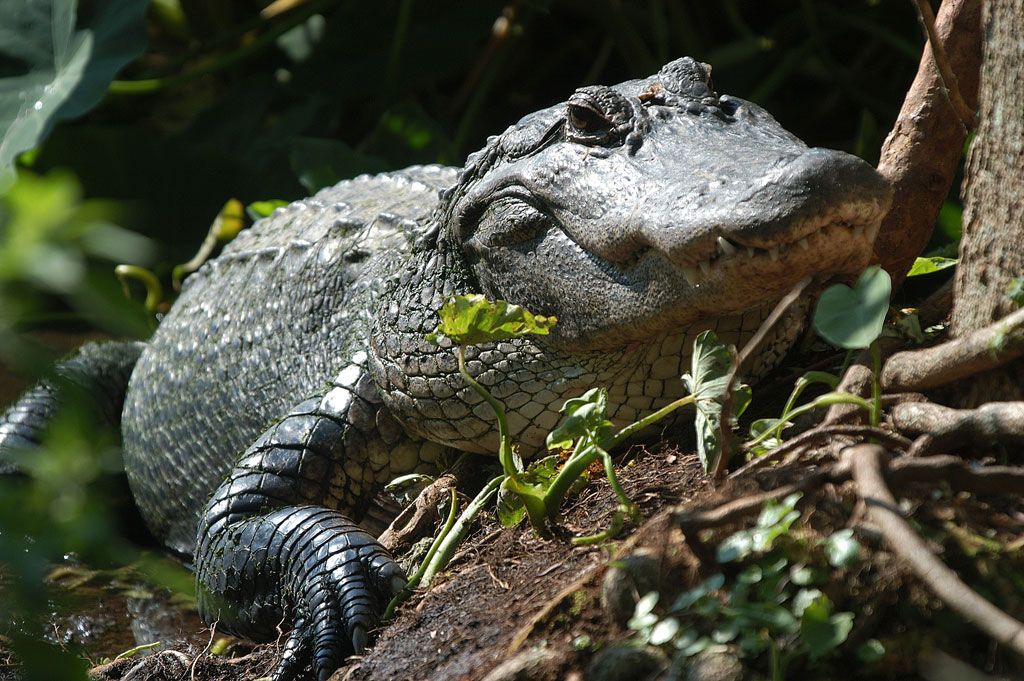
[0,58,891,680]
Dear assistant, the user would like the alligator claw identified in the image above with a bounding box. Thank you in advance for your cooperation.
[274,616,311,681]
[278,529,405,681]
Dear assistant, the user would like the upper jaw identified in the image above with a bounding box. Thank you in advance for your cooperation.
[670,194,889,287]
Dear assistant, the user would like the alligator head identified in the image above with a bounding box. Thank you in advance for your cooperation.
[439,57,892,350]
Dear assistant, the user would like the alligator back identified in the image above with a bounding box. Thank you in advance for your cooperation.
[121,165,458,555]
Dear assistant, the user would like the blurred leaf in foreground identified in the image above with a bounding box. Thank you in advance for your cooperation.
[0,0,149,186]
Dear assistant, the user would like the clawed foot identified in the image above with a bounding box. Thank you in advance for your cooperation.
[271,524,405,681]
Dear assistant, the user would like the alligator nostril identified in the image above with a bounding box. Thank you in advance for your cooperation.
[718,96,739,116]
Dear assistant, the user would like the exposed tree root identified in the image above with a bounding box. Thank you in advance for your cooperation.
[884,453,1024,496]
[890,401,1024,454]
[847,444,1024,658]
[882,307,1024,392]
[730,424,912,479]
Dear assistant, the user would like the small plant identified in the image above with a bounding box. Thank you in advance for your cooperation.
[427,296,748,537]
[628,494,884,679]
[745,265,892,453]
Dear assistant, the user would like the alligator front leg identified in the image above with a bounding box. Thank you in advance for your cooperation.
[195,387,406,681]
[0,341,143,471]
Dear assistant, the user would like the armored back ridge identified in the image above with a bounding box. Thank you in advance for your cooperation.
[0,58,891,681]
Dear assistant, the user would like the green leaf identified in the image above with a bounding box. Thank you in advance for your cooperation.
[823,529,861,567]
[716,531,754,563]
[1008,278,1024,307]
[813,265,892,349]
[681,330,747,473]
[856,639,886,663]
[546,388,613,450]
[670,573,725,612]
[246,199,289,221]
[427,294,557,346]
[906,256,958,277]
[800,595,853,660]
[649,617,680,645]
[0,0,149,186]
[496,477,527,527]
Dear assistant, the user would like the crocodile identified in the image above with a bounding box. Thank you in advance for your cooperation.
[0,58,891,680]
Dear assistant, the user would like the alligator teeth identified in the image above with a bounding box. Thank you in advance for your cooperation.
[768,246,780,262]
[699,260,712,275]
[797,238,810,250]
[682,267,699,286]
[853,225,865,239]
[746,248,756,258]
[716,236,737,256]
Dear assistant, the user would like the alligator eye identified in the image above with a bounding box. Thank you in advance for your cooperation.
[567,103,610,134]
[565,86,635,146]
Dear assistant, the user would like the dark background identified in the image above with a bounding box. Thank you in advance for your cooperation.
[29,0,949,269]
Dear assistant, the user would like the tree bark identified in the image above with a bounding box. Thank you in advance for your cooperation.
[871,0,981,288]
[950,0,1024,405]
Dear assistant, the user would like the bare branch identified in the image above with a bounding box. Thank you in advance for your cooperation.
[910,0,977,126]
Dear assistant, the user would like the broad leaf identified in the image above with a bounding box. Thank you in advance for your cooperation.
[427,294,557,346]
[823,529,861,567]
[0,0,149,185]
[800,595,853,660]
[546,388,612,450]
[681,330,748,473]
[906,256,957,277]
[812,265,891,349]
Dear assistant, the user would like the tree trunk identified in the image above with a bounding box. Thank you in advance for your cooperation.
[949,0,1024,406]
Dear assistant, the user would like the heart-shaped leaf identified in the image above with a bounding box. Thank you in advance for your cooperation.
[0,0,149,185]
[812,266,891,349]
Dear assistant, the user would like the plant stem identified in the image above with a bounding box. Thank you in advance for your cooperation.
[571,507,626,546]
[543,394,695,520]
[458,346,517,478]
[382,487,458,620]
[598,445,636,517]
[114,265,163,315]
[870,340,882,428]
[744,391,875,451]
[609,394,695,447]
[420,474,503,584]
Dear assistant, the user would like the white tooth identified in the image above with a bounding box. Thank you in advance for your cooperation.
[768,246,779,262]
[853,225,865,239]
[747,248,756,258]
[683,267,698,285]
[699,260,712,275]
[716,236,737,256]
[797,238,810,250]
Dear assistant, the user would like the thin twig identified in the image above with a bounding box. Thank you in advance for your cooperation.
[715,276,813,479]
[910,0,976,126]
[191,620,218,681]
[848,444,1024,657]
